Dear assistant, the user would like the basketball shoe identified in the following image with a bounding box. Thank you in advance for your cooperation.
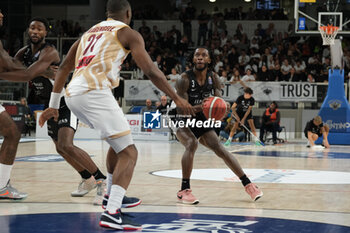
[102,194,142,209]
[93,179,106,205]
[0,181,27,200]
[71,176,96,197]
[177,189,199,204]
[99,209,142,231]
[224,139,231,146]
[245,183,263,201]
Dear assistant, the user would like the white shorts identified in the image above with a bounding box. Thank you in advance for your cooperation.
[0,104,5,114]
[65,89,131,140]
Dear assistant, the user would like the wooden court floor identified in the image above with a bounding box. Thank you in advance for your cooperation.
[0,138,349,232]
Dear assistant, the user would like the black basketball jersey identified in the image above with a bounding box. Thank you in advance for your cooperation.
[22,42,60,107]
[304,119,323,135]
[186,70,215,106]
[235,95,255,113]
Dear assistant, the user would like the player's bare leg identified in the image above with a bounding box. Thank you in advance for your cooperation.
[199,131,245,177]
[103,146,141,209]
[0,111,27,199]
[57,127,107,200]
[199,130,263,201]
[225,122,239,146]
[175,128,199,204]
[247,119,257,137]
[52,138,97,197]
[0,112,20,165]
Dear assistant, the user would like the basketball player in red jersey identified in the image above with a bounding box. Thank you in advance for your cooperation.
[1,18,120,205]
[174,47,263,204]
[38,0,194,230]
[0,17,130,206]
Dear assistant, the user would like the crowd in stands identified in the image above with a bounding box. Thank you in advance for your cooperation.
[47,19,84,37]
[2,4,350,86]
[118,4,350,84]
[132,3,288,21]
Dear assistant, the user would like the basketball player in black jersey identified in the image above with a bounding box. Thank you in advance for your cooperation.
[0,18,140,206]
[174,47,263,204]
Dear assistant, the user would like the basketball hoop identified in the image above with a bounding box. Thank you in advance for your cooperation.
[319,25,339,45]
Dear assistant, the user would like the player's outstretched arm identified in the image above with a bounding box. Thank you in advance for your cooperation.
[118,27,194,116]
[39,39,80,127]
[0,46,59,82]
[0,41,25,72]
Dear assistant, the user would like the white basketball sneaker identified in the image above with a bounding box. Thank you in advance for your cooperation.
[71,176,96,197]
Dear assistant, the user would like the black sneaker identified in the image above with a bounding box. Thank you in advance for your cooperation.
[99,209,142,230]
[102,195,142,209]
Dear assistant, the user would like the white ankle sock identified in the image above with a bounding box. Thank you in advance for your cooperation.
[106,173,113,196]
[0,163,12,189]
[106,185,125,214]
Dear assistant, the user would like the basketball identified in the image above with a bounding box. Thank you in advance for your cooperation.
[202,96,227,120]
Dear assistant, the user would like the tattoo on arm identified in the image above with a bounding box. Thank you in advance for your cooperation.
[175,74,189,101]
[213,73,222,97]
[175,74,189,113]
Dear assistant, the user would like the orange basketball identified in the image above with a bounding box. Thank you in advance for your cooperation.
[202,96,227,120]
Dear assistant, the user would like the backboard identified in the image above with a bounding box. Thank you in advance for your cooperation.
[295,0,350,34]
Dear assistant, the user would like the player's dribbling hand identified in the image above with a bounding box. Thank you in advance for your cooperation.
[39,108,59,127]
[175,97,195,116]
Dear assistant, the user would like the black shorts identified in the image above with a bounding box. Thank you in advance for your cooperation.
[304,130,322,139]
[236,111,253,120]
[189,112,215,138]
[170,111,215,139]
[47,100,78,141]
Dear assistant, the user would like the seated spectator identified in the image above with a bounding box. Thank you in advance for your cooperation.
[219,70,229,86]
[250,29,262,44]
[289,67,298,82]
[17,97,33,121]
[271,60,281,81]
[219,120,245,142]
[229,69,241,83]
[259,101,281,145]
[294,59,306,82]
[157,95,170,114]
[153,54,165,72]
[138,20,151,40]
[280,59,292,81]
[228,46,238,69]
[241,68,255,82]
[257,65,271,81]
[214,56,224,72]
[250,38,259,50]
[238,49,250,70]
[231,34,240,45]
[17,97,34,135]
[307,74,315,82]
[167,68,181,82]
[141,99,155,114]
[320,57,331,82]
[307,54,322,80]
[247,58,259,74]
